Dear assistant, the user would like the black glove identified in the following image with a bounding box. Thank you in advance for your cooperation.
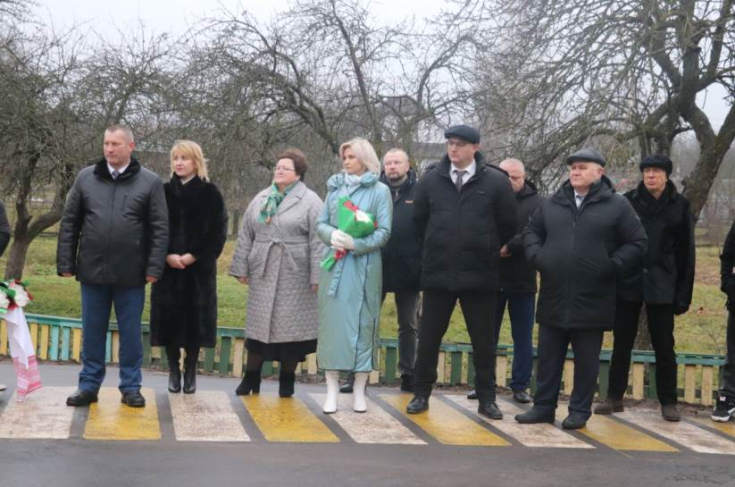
[673,303,689,316]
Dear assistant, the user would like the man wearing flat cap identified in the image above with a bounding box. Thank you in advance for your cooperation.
[596,154,694,422]
[516,148,646,429]
[406,125,517,419]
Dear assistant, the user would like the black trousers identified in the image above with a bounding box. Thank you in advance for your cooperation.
[533,325,604,419]
[607,301,678,405]
[720,311,735,399]
[414,290,496,400]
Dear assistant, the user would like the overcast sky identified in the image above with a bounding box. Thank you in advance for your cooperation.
[32,0,730,132]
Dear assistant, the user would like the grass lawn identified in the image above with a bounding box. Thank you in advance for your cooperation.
[3,235,729,355]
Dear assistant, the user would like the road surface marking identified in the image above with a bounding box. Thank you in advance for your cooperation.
[83,387,160,440]
[170,391,249,442]
[380,393,510,446]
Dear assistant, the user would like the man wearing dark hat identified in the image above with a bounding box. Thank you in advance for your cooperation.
[595,154,694,422]
[516,148,646,429]
[406,125,517,419]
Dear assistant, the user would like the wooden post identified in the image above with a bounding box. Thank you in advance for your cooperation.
[632,363,645,399]
[701,366,714,406]
[684,365,696,404]
[495,355,508,388]
[563,360,574,395]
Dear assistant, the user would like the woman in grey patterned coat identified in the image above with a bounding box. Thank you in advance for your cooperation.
[229,148,324,397]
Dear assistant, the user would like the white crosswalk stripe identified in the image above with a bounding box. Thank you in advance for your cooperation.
[0,386,76,439]
[617,411,735,455]
[446,395,594,449]
[169,391,250,442]
[310,393,425,444]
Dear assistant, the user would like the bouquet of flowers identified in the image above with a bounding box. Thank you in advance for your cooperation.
[1,280,41,401]
[320,196,378,271]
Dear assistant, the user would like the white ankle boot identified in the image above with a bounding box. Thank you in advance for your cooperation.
[323,371,339,414]
[353,372,369,413]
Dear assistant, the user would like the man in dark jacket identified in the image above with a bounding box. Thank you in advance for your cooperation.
[470,158,543,403]
[406,125,517,419]
[381,149,422,391]
[713,221,735,422]
[516,148,647,429]
[57,125,169,408]
[0,200,9,392]
[595,155,694,422]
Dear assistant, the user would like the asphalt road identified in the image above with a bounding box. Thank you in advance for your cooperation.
[0,363,733,487]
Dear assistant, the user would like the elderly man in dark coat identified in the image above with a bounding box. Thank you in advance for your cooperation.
[516,148,647,429]
[595,154,694,422]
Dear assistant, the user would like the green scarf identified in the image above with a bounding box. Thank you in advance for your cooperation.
[259,182,297,224]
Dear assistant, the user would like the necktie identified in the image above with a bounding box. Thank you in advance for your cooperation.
[454,170,467,193]
[112,170,120,180]
[575,194,584,208]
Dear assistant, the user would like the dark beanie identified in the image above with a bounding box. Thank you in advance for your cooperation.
[639,154,673,176]
[444,125,480,144]
[566,148,606,167]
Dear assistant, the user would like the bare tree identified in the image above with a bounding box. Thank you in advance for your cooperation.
[478,0,735,218]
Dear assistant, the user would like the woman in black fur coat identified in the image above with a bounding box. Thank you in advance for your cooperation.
[150,140,228,394]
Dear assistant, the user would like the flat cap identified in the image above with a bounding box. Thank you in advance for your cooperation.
[444,125,480,144]
[566,148,606,167]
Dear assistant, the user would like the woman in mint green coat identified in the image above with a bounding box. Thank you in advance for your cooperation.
[317,137,392,415]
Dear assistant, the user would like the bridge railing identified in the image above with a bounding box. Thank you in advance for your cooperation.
[0,313,724,406]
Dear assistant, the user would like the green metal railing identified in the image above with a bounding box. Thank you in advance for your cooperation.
[0,313,725,406]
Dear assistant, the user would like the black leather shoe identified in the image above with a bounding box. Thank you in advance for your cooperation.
[561,413,587,430]
[66,389,98,406]
[515,407,555,424]
[400,374,414,392]
[168,369,182,393]
[406,395,429,414]
[661,404,681,422]
[183,366,196,394]
[512,389,532,404]
[120,390,146,408]
[467,389,478,400]
[478,400,503,420]
[340,373,355,393]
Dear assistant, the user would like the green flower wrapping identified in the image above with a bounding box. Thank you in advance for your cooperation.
[320,196,378,271]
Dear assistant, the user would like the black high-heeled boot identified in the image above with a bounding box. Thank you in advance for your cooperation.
[183,356,197,394]
[279,372,296,398]
[236,370,262,396]
[168,362,182,393]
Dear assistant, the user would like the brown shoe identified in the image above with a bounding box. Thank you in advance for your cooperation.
[594,398,624,415]
[661,404,681,422]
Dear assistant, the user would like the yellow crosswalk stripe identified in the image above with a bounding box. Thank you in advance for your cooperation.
[380,394,510,446]
[241,395,339,443]
[578,414,677,452]
[83,387,160,440]
[691,417,735,439]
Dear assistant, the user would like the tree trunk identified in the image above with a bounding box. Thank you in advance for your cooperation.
[3,235,32,280]
[230,208,241,238]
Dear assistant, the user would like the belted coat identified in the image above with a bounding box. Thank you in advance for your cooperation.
[316,172,393,372]
[229,181,325,343]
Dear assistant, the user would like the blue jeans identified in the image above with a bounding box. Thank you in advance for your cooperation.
[494,292,535,391]
[79,284,145,394]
